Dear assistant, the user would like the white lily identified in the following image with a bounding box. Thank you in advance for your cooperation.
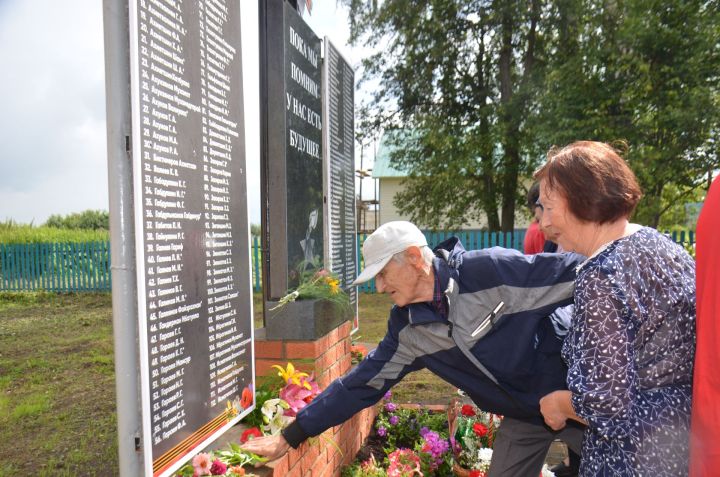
[261,398,292,435]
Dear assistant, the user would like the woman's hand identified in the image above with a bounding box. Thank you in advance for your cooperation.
[540,390,573,430]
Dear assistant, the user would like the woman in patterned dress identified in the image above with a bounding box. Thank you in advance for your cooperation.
[534,141,696,476]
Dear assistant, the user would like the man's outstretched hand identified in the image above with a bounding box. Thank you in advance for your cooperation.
[240,433,291,464]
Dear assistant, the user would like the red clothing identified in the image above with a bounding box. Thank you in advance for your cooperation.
[690,176,720,476]
[523,221,545,254]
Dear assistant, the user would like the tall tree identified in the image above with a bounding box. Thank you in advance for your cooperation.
[345,0,548,231]
[347,0,719,230]
[533,0,720,227]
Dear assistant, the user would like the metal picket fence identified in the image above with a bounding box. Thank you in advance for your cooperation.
[0,230,695,293]
[0,241,111,292]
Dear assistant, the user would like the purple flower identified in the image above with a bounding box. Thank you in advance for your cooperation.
[420,430,451,469]
[377,426,387,437]
[384,402,397,412]
[419,426,430,437]
[383,390,392,401]
[389,415,399,426]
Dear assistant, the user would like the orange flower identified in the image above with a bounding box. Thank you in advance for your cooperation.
[228,465,246,476]
[240,386,253,409]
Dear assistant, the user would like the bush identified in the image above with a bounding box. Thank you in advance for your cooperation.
[44,210,109,230]
[0,221,108,244]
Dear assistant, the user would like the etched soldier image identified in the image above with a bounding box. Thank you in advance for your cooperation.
[300,209,318,270]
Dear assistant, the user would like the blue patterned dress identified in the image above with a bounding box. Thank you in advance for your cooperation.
[562,227,696,476]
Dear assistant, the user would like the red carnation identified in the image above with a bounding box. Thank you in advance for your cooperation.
[210,459,227,475]
[240,427,263,443]
[461,404,476,417]
[472,422,489,438]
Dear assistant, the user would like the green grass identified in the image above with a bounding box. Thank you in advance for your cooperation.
[0,224,108,244]
[0,292,118,476]
[0,291,456,475]
[12,393,51,419]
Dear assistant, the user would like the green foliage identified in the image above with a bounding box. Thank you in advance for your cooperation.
[341,458,388,477]
[272,269,352,316]
[656,184,707,230]
[345,1,542,231]
[347,392,453,476]
[44,209,109,230]
[0,220,108,244]
[250,223,261,237]
[345,0,720,230]
[375,405,448,454]
[531,0,720,227]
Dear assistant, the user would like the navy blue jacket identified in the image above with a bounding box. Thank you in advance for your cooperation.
[282,238,583,447]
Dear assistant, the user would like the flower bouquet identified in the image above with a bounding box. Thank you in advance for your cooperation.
[270,268,351,313]
[447,400,501,477]
[175,362,323,476]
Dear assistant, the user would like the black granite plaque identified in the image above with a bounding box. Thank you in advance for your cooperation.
[129,1,254,475]
[323,39,358,329]
[261,0,323,301]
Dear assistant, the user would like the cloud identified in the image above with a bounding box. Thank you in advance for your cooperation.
[0,1,366,225]
[0,0,106,223]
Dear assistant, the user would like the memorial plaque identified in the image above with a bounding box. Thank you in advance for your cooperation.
[261,0,323,300]
[322,39,358,332]
[128,1,254,475]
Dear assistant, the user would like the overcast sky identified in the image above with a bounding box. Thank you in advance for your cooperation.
[0,0,368,226]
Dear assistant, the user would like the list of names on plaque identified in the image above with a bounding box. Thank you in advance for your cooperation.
[324,40,357,312]
[130,0,253,472]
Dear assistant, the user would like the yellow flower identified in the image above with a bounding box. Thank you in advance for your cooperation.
[226,400,239,419]
[328,279,340,294]
[272,362,309,385]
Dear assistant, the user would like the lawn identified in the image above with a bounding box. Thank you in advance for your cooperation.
[0,292,118,476]
[0,291,455,475]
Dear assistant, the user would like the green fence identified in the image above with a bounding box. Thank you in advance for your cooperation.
[0,230,695,293]
[0,241,111,292]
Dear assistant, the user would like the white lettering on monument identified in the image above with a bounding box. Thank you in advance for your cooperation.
[135,0,250,455]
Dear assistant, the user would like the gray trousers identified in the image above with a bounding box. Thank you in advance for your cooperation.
[487,417,585,477]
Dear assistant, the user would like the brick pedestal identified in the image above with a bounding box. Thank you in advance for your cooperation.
[255,320,352,389]
[254,321,378,476]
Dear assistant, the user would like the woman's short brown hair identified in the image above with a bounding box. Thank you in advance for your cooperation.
[533,141,643,224]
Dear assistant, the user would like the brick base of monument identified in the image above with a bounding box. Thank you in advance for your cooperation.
[254,320,378,476]
[255,320,353,390]
[264,407,377,477]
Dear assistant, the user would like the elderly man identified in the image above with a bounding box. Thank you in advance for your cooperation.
[243,221,585,476]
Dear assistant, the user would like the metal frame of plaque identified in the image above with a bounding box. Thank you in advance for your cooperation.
[105,1,256,476]
[260,0,324,304]
[322,38,359,333]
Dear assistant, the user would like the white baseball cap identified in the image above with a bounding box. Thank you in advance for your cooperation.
[352,221,428,285]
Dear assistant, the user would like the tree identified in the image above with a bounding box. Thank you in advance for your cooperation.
[532,0,720,227]
[345,0,548,231]
[346,0,720,230]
